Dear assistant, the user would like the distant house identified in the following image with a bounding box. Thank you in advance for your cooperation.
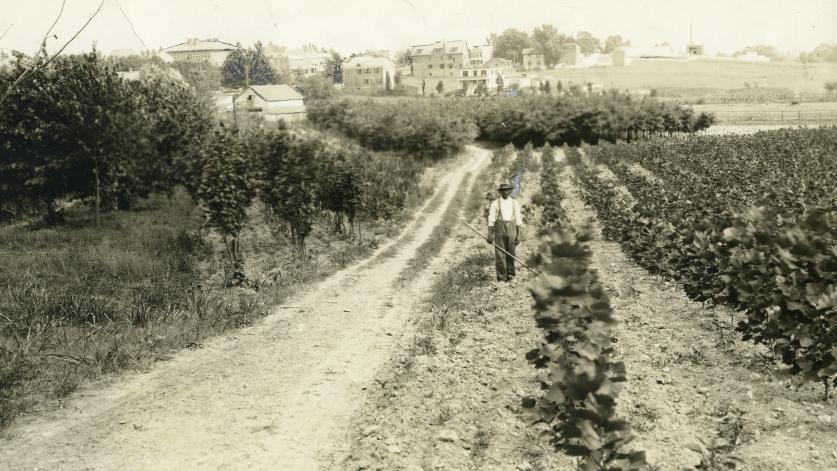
[234,84,306,122]
[484,57,514,76]
[611,49,627,66]
[521,48,545,70]
[343,55,396,92]
[163,38,240,66]
[265,44,331,78]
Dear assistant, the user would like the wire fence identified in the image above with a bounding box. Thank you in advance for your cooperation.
[710,110,837,124]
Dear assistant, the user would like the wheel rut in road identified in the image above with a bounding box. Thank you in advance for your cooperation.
[1,146,491,471]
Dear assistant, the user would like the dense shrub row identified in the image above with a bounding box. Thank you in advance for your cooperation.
[306,94,714,156]
[306,98,478,160]
[465,93,715,145]
[568,129,837,394]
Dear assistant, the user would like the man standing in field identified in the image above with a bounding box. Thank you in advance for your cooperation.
[487,182,523,283]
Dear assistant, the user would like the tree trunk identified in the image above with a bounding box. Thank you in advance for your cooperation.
[94,159,100,228]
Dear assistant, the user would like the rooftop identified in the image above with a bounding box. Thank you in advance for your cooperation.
[410,40,469,56]
[344,55,396,68]
[164,38,240,53]
[245,84,304,102]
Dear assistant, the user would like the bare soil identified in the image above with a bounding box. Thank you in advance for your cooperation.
[0,147,489,471]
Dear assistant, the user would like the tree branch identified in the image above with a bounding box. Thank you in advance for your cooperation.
[0,0,104,106]
[0,23,13,43]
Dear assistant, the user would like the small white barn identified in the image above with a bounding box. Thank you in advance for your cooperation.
[235,84,306,122]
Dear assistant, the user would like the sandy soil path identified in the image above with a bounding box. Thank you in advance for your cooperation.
[0,147,490,471]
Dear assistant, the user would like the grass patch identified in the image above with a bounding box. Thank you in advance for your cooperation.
[398,172,474,283]
[0,181,426,429]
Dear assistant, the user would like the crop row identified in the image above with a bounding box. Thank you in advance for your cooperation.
[566,130,837,394]
[526,147,646,470]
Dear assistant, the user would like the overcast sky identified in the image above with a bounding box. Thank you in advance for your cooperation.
[1,0,835,57]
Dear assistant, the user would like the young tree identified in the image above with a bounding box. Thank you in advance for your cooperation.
[194,125,256,285]
[222,42,278,87]
[385,71,392,91]
[544,80,552,94]
[497,75,505,93]
[436,80,444,95]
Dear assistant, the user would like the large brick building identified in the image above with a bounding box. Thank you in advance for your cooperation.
[409,40,504,95]
[163,38,239,66]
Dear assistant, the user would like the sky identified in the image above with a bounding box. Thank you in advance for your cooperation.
[0,0,835,57]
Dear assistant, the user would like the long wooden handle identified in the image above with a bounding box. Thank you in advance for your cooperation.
[462,221,538,275]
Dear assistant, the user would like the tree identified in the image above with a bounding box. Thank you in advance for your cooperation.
[733,44,781,60]
[489,28,532,65]
[532,24,571,67]
[436,80,444,95]
[385,71,392,91]
[195,125,256,285]
[603,35,631,54]
[222,42,278,87]
[171,60,223,96]
[544,80,552,94]
[324,50,343,83]
[296,74,334,100]
[0,49,134,225]
[497,75,505,93]
[557,80,563,95]
[575,31,601,55]
[0,0,105,106]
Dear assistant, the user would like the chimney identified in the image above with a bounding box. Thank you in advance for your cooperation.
[187,38,198,45]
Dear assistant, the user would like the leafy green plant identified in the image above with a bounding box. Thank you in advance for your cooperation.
[527,230,647,470]
[569,128,837,396]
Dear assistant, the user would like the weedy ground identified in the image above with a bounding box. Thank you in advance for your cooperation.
[0,180,428,429]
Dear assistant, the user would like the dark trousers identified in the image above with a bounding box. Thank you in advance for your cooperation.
[494,220,517,281]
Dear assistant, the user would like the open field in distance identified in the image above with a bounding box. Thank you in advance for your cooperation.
[526,58,837,94]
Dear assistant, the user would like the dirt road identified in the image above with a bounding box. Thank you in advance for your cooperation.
[0,147,490,471]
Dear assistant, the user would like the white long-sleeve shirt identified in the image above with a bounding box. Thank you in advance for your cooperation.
[488,197,523,227]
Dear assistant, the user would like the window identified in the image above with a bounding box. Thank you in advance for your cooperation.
[376,67,381,74]
[428,64,433,69]
[463,70,468,77]
[481,70,487,76]
[448,64,453,69]
[364,78,369,85]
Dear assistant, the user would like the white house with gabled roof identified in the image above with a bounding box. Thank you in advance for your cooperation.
[234,84,306,122]
[343,55,396,92]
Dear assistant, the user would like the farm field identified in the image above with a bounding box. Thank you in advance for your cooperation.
[3,49,837,470]
[526,58,837,95]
